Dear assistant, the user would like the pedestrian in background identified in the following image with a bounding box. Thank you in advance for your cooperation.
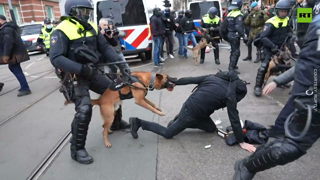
[150,8,165,67]
[0,15,32,97]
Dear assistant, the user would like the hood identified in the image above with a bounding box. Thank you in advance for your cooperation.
[215,70,240,82]
[3,22,19,30]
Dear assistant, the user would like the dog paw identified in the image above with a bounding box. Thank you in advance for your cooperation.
[194,62,198,66]
[159,112,166,116]
[105,141,112,148]
[155,107,162,112]
[108,129,114,134]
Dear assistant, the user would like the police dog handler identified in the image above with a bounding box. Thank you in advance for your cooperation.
[130,71,256,153]
[49,0,131,164]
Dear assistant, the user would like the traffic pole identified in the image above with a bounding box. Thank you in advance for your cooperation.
[7,0,17,24]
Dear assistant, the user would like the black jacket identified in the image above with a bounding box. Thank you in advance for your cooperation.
[293,14,320,93]
[150,15,165,37]
[179,16,197,33]
[162,13,175,31]
[174,72,247,143]
[0,22,30,64]
[49,18,124,75]
[226,10,245,37]
[175,17,184,33]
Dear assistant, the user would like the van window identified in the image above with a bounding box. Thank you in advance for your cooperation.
[96,0,147,27]
[190,1,221,20]
[20,24,43,36]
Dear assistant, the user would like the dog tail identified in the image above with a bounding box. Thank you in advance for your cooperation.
[184,46,193,50]
[91,99,99,106]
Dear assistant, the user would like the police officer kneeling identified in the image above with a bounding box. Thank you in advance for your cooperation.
[200,7,221,65]
[253,0,292,97]
[49,0,131,164]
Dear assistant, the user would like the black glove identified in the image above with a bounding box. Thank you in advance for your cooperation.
[80,64,94,77]
[119,63,131,78]
[271,45,278,54]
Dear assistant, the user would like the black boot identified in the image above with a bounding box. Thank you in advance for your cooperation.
[18,90,32,97]
[214,49,220,64]
[254,66,267,97]
[254,50,261,63]
[70,145,93,164]
[110,106,130,131]
[129,117,141,139]
[243,56,252,61]
[0,83,4,92]
[200,59,204,64]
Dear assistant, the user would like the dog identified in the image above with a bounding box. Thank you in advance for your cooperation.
[184,34,216,66]
[69,72,176,148]
[263,46,292,87]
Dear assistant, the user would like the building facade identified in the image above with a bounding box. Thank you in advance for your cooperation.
[0,0,60,25]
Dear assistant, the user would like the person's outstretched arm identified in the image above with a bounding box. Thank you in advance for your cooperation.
[174,75,210,86]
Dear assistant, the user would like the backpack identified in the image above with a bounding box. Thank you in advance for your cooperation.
[219,19,229,42]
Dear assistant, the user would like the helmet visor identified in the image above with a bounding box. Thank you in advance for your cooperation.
[71,7,94,22]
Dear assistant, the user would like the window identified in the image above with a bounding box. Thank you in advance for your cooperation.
[0,5,6,18]
[97,0,147,27]
[190,1,221,20]
[20,24,42,36]
[46,6,54,20]
[13,6,20,25]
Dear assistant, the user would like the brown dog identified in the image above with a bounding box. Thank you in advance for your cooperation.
[90,72,175,148]
[184,35,216,66]
[263,46,292,86]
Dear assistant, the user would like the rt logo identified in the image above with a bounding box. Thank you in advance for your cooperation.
[297,8,313,23]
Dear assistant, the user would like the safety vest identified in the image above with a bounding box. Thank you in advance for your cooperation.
[54,19,99,41]
[202,14,220,25]
[39,27,54,49]
[227,9,243,18]
[265,16,289,28]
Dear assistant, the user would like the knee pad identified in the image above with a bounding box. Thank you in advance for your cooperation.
[76,104,93,124]
[267,139,305,165]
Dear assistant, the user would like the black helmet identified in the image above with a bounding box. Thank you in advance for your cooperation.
[65,0,94,22]
[208,7,218,17]
[275,0,291,18]
[178,10,184,15]
[185,10,192,18]
[228,0,242,11]
[44,18,51,24]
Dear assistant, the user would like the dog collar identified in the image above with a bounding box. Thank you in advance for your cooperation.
[149,74,156,91]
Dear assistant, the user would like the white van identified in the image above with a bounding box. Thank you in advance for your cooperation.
[188,0,223,40]
[20,22,44,53]
[92,0,152,61]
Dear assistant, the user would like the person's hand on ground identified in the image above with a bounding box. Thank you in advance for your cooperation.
[240,142,256,153]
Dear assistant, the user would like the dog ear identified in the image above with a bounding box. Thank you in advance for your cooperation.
[156,74,164,81]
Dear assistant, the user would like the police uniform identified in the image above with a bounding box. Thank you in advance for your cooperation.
[253,15,291,96]
[37,20,54,56]
[49,0,130,164]
[226,0,247,73]
[200,13,221,64]
[233,13,320,180]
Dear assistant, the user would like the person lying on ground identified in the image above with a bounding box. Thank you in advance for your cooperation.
[129,70,256,153]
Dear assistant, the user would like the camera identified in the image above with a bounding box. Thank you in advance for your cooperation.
[105,29,113,35]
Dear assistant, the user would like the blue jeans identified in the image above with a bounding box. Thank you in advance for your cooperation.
[8,63,30,91]
[176,33,184,55]
[153,36,163,65]
[183,33,197,57]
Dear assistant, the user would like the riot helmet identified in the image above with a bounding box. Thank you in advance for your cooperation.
[275,0,291,19]
[185,10,192,19]
[228,0,243,11]
[208,7,218,19]
[64,0,94,23]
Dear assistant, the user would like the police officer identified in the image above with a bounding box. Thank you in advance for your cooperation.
[49,0,131,164]
[287,0,300,59]
[226,0,248,74]
[200,7,221,65]
[37,18,54,56]
[243,2,268,63]
[253,0,292,97]
[232,13,320,180]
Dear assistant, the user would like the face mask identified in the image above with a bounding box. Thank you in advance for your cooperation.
[178,14,183,18]
[155,11,162,17]
[46,24,52,29]
[186,14,192,18]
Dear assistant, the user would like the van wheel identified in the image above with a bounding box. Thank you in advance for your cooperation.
[146,51,152,60]
[139,52,147,62]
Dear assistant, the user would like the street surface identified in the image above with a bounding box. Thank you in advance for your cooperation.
[0,43,319,180]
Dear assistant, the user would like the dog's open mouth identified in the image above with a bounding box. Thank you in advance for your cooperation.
[166,82,175,91]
